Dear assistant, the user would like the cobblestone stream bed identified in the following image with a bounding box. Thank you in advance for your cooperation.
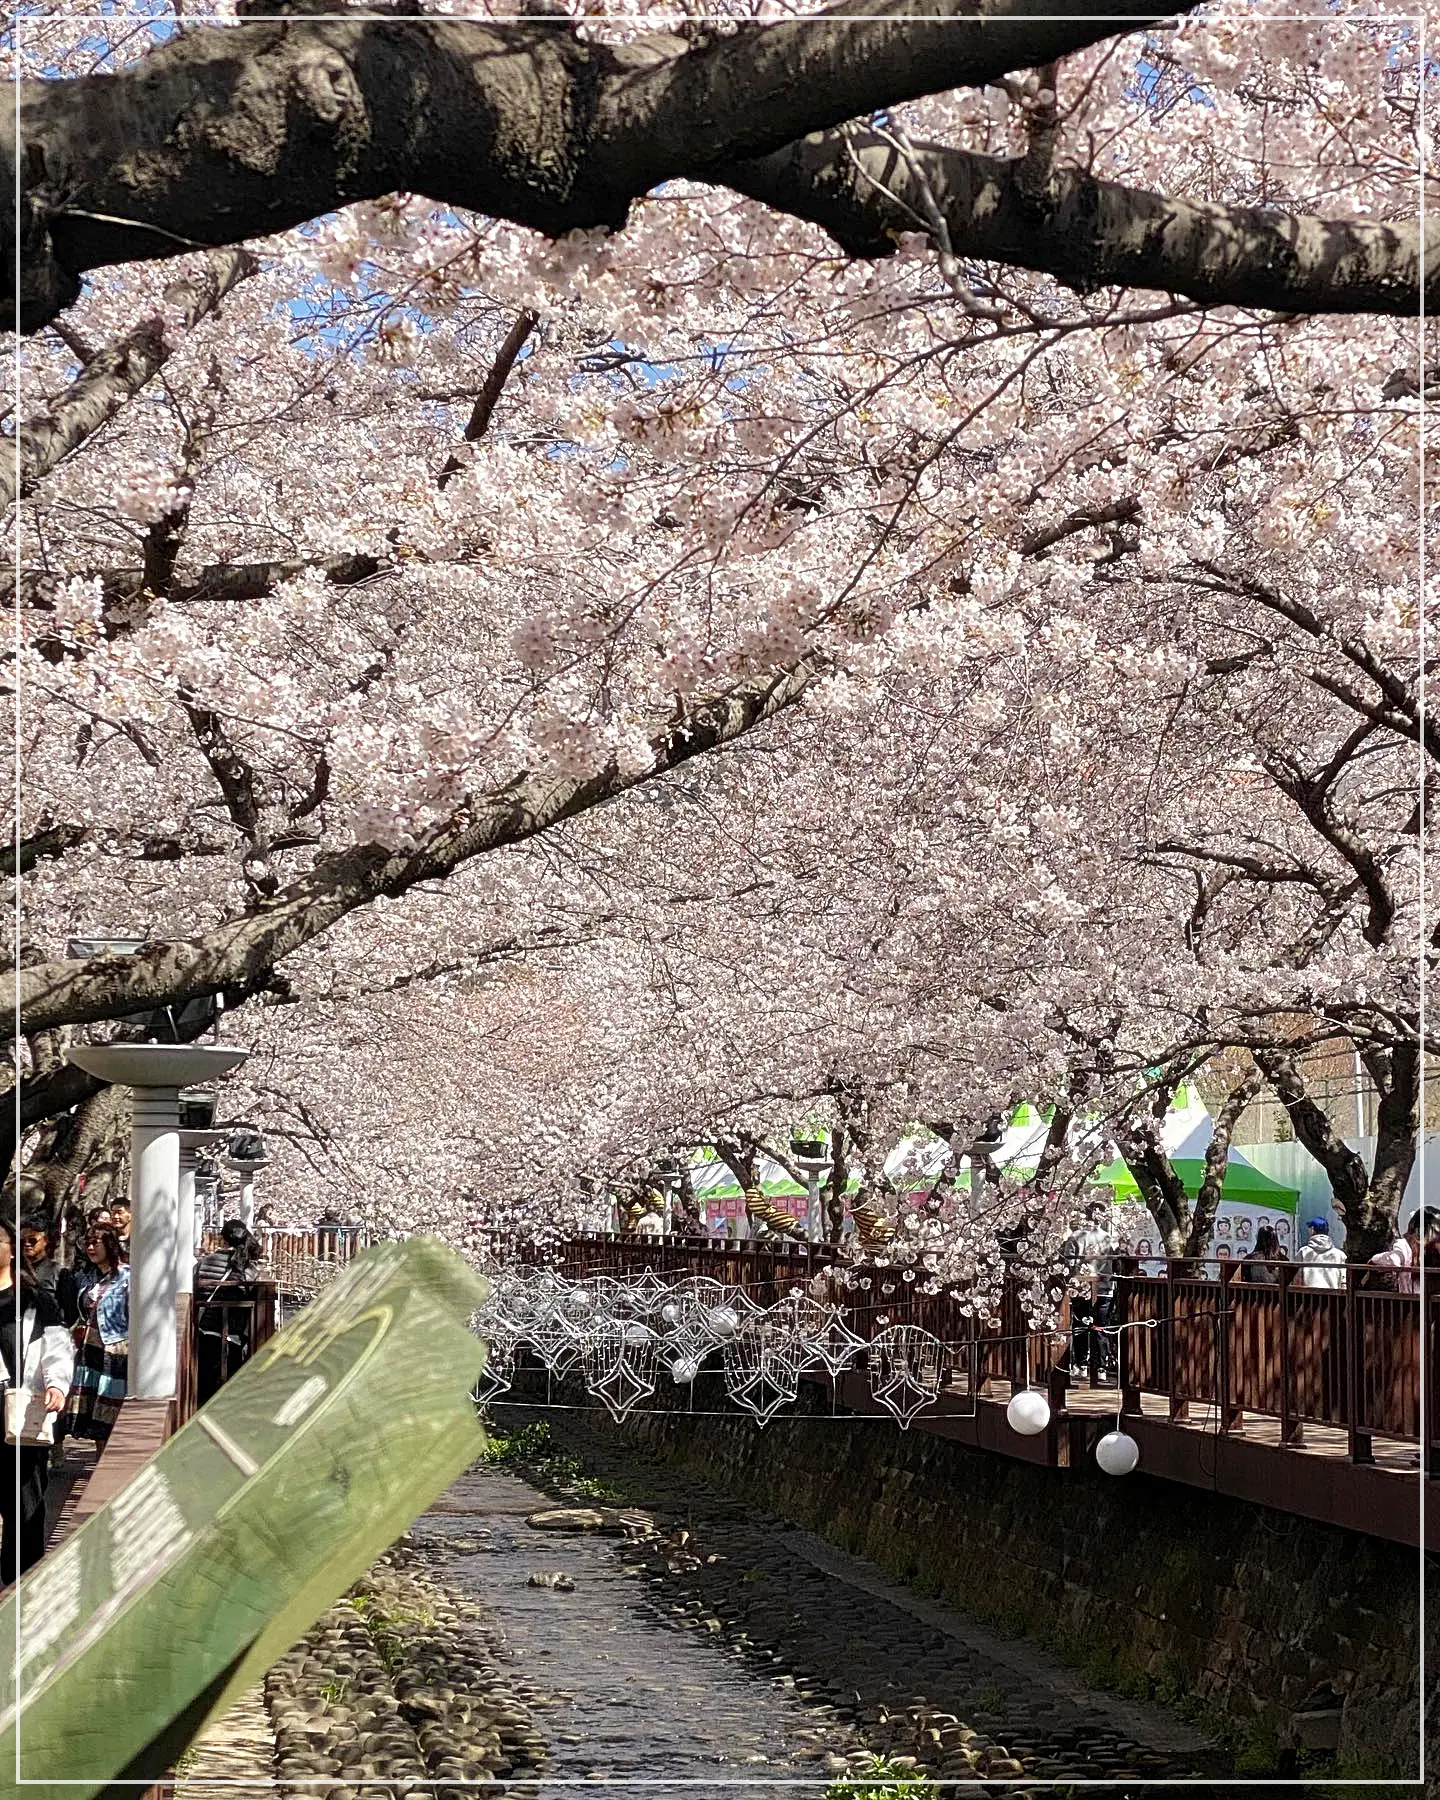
[249,1411,1256,1797]
[415,1462,855,1794]
[471,1408,1230,1791]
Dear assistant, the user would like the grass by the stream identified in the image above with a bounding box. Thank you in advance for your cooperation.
[476,1418,625,1502]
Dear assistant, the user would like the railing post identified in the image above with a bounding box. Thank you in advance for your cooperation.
[1117,1257,1141,1418]
[1049,1291,1070,1417]
[1279,1261,1304,1446]
[1217,1260,1242,1434]
[1167,1260,1188,1423]
[1429,1291,1440,1479]
[1346,1263,1374,1465]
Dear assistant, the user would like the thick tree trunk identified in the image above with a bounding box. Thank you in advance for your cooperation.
[16,1085,132,1245]
[1252,1047,1402,1259]
[1126,1150,1188,1259]
[826,1132,850,1246]
[1184,1065,1266,1258]
[1118,1078,1190,1256]
[1362,1043,1420,1260]
[1260,1044,1375,1252]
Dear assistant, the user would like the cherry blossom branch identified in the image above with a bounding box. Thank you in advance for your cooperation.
[5,659,818,1035]
[4,249,257,503]
[728,131,1430,317]
[1,823,322,877]
[1189,562,1434,761]
[436,309,538,490]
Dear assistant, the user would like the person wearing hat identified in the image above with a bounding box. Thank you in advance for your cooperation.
[0,1215,75,1586]
[1297,1216,1346,1290]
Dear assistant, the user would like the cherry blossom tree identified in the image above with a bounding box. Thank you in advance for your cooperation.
[5,0,1430,1268]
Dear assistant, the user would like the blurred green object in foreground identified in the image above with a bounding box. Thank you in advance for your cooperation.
[0,1235,490,1798]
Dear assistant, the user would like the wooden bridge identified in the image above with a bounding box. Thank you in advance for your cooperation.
[552,1235,1432,1551]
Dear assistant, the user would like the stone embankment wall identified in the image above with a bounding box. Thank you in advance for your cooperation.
[604,1381,1419,1776]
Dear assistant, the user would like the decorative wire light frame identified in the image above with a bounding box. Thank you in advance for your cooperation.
[866,1324,945,1429]
[471,1265,1001,1431]
[721,1314,803,1426]
[579,1318,660,1423]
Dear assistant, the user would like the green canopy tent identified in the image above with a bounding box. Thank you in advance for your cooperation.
[1090,1154,1299,1211]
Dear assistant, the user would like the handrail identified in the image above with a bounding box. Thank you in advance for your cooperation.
[543,1236,1427,1460]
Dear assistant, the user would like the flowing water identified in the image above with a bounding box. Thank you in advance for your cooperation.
[411,1463,842,1795]
[405,1420,1224,1795]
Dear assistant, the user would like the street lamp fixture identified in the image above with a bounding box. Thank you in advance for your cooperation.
[65,1041,250,1399]
[789,1138,831,1243]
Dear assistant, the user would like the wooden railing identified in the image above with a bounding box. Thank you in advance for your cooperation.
[171,1278,278,1433]
[257,1226,366,1295]
[1114,1261,1422,1461]
[549,1236,1427,1462]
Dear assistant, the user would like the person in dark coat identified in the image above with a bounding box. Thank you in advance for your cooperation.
[19,1217,79,1326]
[194,1221,265,1403]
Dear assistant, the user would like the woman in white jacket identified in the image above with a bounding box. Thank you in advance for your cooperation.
[1,1215,75,1586]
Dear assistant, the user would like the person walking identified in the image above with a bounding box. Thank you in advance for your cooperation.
[1,1216,75,1586]
[1297,1218,1346,1291]
[62,1224,129,1444]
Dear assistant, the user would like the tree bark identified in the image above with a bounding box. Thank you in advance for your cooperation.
[826,1129,850,1245]
[1252,1048,1388,1254]
[27,1,1439,336]
[729,131,1430,317]
[436,309,538,489]
[21,552,384,626]
[12,1085,132,1241]
[1364,1043,1420,1258]
[1185,1065,1265,1257]
[1118,1080,1189,1255]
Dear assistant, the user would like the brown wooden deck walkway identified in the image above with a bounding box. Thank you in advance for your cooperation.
[831,1373,1427,1549]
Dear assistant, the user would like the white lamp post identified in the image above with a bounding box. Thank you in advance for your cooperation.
[227,1131,267,1229]
[67,1044,249,1399]
[177,1130,228,1296]
[788,1137,830,1243]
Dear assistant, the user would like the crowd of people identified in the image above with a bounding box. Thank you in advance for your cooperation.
[0,1198,268,1592]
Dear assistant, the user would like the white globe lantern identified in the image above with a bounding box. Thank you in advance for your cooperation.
[671,1358,701,1384]
[1006,1389,1051,1436]
[1096,1429,1140,1476]
[706,1305,740,1339]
